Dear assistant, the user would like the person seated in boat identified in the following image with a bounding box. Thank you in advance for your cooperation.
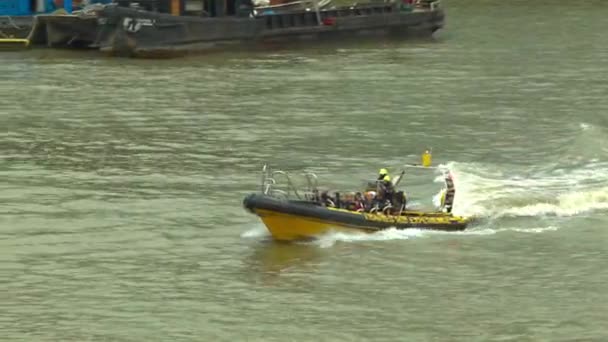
[353,192,365,212]
[309,189,321,203]
[342,192,356,211]
[363,191,376,212]
[320,191,336,207]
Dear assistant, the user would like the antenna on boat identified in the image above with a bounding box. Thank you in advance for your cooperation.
[261,164,269,193]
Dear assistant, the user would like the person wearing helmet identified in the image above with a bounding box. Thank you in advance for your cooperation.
[376,168,395,210]
[378,168,393,189]
[378,168,390,182]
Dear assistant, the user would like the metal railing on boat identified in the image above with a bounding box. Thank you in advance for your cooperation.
[260,164,319,200]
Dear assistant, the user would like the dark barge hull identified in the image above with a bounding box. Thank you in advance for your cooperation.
[27,14,99,48]
[94,4,445,58]
[243,193,469,241]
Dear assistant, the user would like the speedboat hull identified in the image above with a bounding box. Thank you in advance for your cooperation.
[243,193,471,241]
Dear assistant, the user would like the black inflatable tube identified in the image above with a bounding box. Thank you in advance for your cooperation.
[243,193,467,231]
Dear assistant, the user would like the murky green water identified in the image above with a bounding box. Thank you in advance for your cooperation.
[2,1,608,340]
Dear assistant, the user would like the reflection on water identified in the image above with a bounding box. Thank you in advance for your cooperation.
[242,241,325,286]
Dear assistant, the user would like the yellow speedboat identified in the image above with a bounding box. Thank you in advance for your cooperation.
[243,162,473,242]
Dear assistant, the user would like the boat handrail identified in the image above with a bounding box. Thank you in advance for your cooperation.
[254,0,332,10]
[303,172,318,191]
[260,164,322,200]
[271,171,302,199]
[415,0,440,10]
[263,178,275,195]
[430,0,440,11]
[261,164,268,193]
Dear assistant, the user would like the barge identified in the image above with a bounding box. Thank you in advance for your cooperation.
[2,0,444,56]
[93,0,445,57]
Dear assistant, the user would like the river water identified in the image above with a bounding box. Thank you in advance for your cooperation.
[1,1,608,341]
